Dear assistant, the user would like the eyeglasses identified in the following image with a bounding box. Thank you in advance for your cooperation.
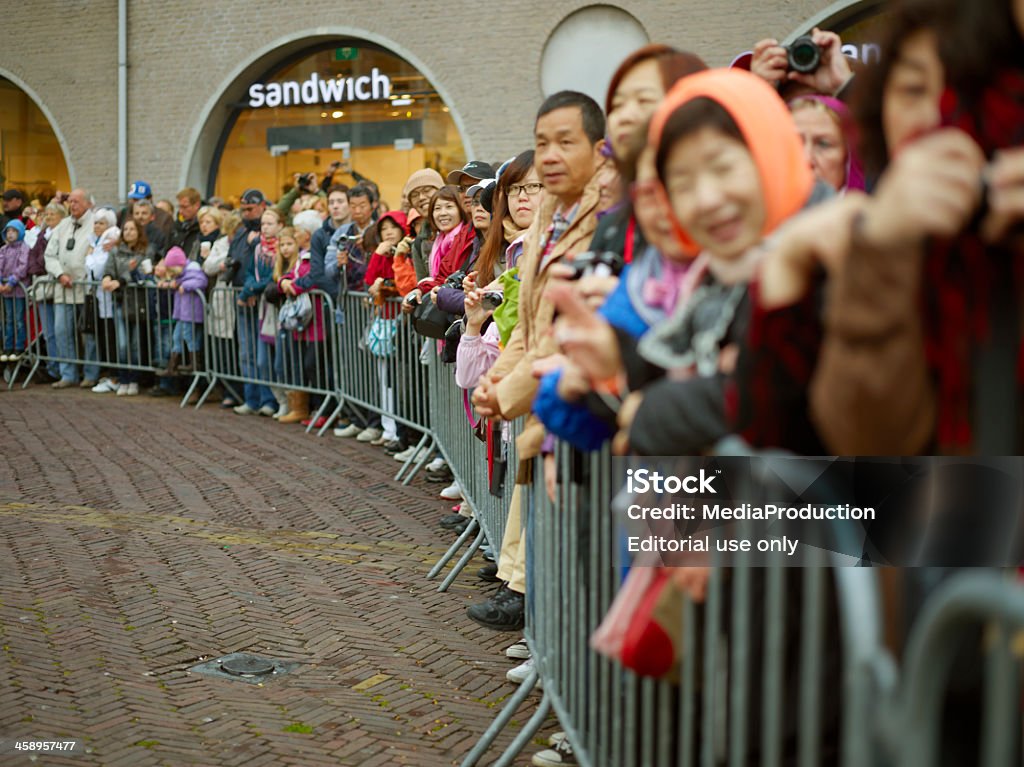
[66,221,81,251]
[507,182,543,198]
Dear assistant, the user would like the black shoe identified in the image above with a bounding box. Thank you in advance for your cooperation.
[382,440,405,454]
[477,562,500,582]
[466,586,525,631]
[148,386,172,397]
[439,513,467,529]
[450,518,471,535]
[426,468,454,483]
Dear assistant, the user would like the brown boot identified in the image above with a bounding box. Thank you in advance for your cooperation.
[156,352,180,377]
[278,391,309,424]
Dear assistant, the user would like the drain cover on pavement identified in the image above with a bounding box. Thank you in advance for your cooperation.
[189,653,300,684]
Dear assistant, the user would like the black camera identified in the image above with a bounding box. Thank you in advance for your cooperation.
[444,270,468,290]
[786,35,821,74]
[567,251,626,280]
[299,172,317,191]
[481,291,504,311]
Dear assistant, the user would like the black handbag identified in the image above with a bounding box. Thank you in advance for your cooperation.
[78,293,97,334]
[411,295,452,339]
[121,285,148,325]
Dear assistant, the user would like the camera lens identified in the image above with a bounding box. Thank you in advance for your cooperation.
[787,35,821,74]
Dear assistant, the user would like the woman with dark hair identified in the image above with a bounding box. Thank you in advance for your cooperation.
[589,44,707,261]
[402,185,475,308]
[474,150,539,283]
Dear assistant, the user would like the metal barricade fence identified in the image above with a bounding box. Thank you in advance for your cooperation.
[423,342,521,592]
[200,285,339,426]
[10,278,208,399]
[460,447,889,767]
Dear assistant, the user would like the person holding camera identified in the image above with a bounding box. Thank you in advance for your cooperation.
[275,172,326,227]
[749,27,855,100]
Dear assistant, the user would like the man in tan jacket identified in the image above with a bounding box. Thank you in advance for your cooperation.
[468,91,607,632]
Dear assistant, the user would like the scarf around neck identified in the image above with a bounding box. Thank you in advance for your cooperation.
[429,221,466,278]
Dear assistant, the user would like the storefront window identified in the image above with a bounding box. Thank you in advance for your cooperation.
[213,42,465,208]
[0,76,71,203]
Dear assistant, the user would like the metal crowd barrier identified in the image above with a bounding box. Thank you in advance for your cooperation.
[8,278,207,399]
[423,344,520,592]
[196,285,339,428]
[459,447,888,767]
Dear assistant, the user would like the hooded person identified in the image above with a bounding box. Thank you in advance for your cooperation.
[789,94,867,194]
[365,210,410,315]
[0,219,31,359]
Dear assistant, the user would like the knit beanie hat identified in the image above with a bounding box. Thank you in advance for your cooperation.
[402,169,444,200]
[164,246,187,268]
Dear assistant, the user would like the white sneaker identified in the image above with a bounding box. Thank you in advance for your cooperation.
[8,352,20,362]
[126,383,139,396]
[333,423,362,438]
[356,427,383,442]
[273,406,288,420]
[506,657,534,685]
[393,446,420,462]
[439,481,463,501]
[92,378,118,393]
[426,456,448,472]
[258,404,277,417]
[532,737,575,766]
[505,639,531,660]
[233,404,257,415]
[0,354,7,362]
[547,732,567,749]
[116,384,129,396]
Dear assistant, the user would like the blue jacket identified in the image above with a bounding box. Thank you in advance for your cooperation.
[294,217,341,296]
[228,223,259,289]
[239,244,275,301]
[532,264,650,451]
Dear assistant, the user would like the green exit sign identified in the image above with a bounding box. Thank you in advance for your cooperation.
[334,47,359,61]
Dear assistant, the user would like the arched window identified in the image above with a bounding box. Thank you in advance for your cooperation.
[0,76,71,202]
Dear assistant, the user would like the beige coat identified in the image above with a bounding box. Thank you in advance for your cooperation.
[491,175,603,461]
[44,209,95,305]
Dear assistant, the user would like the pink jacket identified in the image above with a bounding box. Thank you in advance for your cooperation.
[455,322,500,389]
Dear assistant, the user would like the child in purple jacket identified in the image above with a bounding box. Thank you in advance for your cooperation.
[156,246,208,376]
[0,220,30,361]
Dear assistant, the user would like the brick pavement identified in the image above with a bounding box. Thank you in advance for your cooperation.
[0,385,546,766]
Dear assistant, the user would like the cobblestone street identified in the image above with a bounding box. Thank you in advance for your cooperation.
[0,386,538,766]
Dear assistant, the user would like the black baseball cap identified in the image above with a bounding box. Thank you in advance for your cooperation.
[446,161,495,187]
[2,189,26,202]
[240,188,267,205]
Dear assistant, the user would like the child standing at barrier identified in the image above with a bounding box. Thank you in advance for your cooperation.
[202,212,241,408]
[234,208,282,417]
[0,220,31,364]
[270,226,302,420]
[156,246,207,376]
[103,219,151,396]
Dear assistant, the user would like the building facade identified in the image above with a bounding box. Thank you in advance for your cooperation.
[0,0,884,208]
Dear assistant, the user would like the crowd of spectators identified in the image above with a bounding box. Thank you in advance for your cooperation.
[2,0,1023,761]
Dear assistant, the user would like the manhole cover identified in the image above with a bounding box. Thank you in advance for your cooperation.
[188,653,301,684]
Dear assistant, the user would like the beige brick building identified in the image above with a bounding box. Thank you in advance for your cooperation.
[0,0,878,207]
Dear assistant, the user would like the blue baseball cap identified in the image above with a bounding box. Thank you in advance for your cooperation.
[127,180,152,200]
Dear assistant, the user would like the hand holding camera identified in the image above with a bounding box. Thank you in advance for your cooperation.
[750,27,852,96]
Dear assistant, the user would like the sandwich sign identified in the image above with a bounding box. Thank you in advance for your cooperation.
[248,68,392,108]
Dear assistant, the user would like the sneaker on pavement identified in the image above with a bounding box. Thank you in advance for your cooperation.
[393,445,420,462]
[532,738,576,767]
[126,383,139,396]
[233,404,258,415]
[506,657,535,685]
[258,404,277,417]
[333,423,362,438]
[356,427,383,442]
[505,638,531,659]
[79,379,97,389]
[426,456,447,472]
[370,434,389,446]
[466,586,525,632]
[52,379,76,389]
[92,378,118,393]
[479,562,501,582]
[547,732,567,749]
[439,481,463,501]
[116,384,129,396]
[439,513,467,529]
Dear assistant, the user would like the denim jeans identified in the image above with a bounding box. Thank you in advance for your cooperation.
[255,338,277,409]
[38,301,60,378]
[152,320,176,392]
[114,305,141,384]
[52,303,80,382]
[275,329,303,387]
[237,305,272,409]
[172,320,202,354]
[2,296,27,352]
